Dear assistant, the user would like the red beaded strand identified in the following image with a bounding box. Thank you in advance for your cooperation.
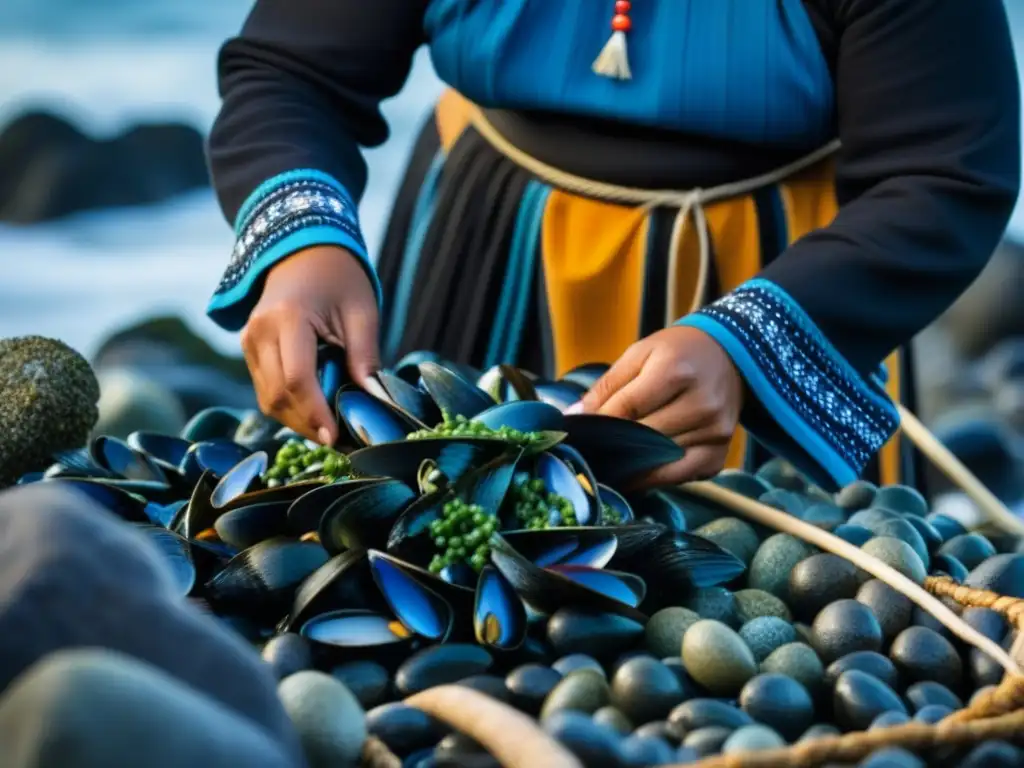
[593,0,633,80]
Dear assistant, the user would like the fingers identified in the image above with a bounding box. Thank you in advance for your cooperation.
[639,384,730,437]
[340,297,381,386]
[578,343,651,415]
[279,319,338,444]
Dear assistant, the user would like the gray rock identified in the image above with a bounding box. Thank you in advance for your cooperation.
[278,671,366,768]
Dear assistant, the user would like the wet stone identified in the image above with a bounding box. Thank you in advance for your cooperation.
[552,654,605,679]
[848,508,900,529]
[811,600,883,664]
[760,488,806,516]
[905,681,963,712]
[960,741,1024,768]
[682,726,733,757]
[903,516,943,554]
[964,553,1024,598]
[739,673,814,741]
[757,459,808,492]
[889,627,963,691]
[261,633,313,681]
[330,661,391,710]
[660,658,705,698]
[668,698,754,735]
[930,554,969,581]
[619,734,676,767]
[832,524,874,547]
[682,587,740,628]
[739,616,797,662]
[723,724,786,754]
[505,664,563,716]
[799,502,847,530]
[833,670,907,732]
[914,704,953,723]
[824,651,900,692]
[366,703,446,757]
[866,518,930,569]
[278,671,366,768]
[546,609,644,660]
[938,533,997,571]
[799,724,841,742]
[961,607,1009,642]
[789,554,861,622]
[857,747,925,768]
[456,674,509,703]
[734,589,792,623]
[631,720,677,746]
[747,534,818,602]
[911,604,954,641]
[835,480,877,511]
[869,710,911,730]
[540,668,610,719]
[693,517,761,565]
[395,645,494,697]
[611,657,687,726]
[970,647,1006,689]
[760,642,826,699]
[860,537,927,585]
[681,620,758,697]
[542,711,625,768]
[644,607,700,659]
[873,485,929,518]
[926,514,967,543]
[856,579,913,644]
[592,705,634,735]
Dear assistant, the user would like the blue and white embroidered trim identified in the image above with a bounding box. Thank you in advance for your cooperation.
[216,177,365,296]
[679,278,899,480]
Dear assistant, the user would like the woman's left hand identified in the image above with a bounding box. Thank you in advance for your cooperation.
[570,326,744,487]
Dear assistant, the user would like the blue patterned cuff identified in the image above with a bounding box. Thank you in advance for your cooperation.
[676,278,900,490]
[207,169,381,332]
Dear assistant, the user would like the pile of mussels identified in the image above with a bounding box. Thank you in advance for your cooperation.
[17,348,1024,768]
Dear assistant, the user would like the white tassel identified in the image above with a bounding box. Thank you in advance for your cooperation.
[591,30,631,80]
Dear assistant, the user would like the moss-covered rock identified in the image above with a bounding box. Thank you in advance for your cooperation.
[0,336,99,487]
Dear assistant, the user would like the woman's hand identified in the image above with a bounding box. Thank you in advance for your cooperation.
[571,326,743,487]
[241,245,380,445]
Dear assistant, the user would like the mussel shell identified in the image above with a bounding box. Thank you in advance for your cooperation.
[547,564,646,607]
[561,415,685,486]
[318,479,417,555]
[488,534,646,621]
[48,448,112,478]
[210,451,268,509]
[217,480,326,513]
[299,609,416,662]
[90,436,168,483]
[286,478,386,535]
[181,407,245,443]
[367,550,457,641]
[137,525,195,596]
[611,530,746,597]
[628,489,689,532]
[317,343,351,407]
[336,388,420,448]
[474,565,527,650]
[474,401,564,434]
[284,548,388,632]
[559,363,609,390]
[204,537,328,620]
[597,484,634,524]
[533,380,586,410]
[231,411,282,452]
[180,441,253,484]
[393,350,444,383]
[384,493,446,566]
[213,500,291,550]
[126,432,192,472]
[47,478,151,523]
[457,450,523,517]
[418,361,496,419]
[178,471,220,538]
[348,437,515,490]
[375,370,441,426]
[477,365,539,403]
[550,443,600,501]
[499,527,618,569]
[535,452,598,526]
[146,499,186,529]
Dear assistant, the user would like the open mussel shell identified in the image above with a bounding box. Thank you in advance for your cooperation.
[476,365,539,403]
[179,440,253,484]
[418,361,496,419]
[217,480,326,514]
[46,448,113,479]
[500,527,618,569]
[48,478,152,523]
[393,350,444,383]
[177,470,220,538]
[561,415,685,486]
[213,500,290,550]
[335,387,421,448]
[559,363,609,391]
[90,436,168,484]
[137,525,195,597]
[204,537,328,621]
[317,343,351,408]
[535,451,598,526]
[629,489,689,532]
[375,369,441,426]
[488,534,646,621]
[126,432,192,473]
[458,450,522,517]
[284,548,387,632]
[597,484,634,524]
[286,478,385,535]
[384,493,446,566]
[210,451,268,509]
[300,609,416,663]
[611,530,746,606]
[232,411,282,452]
[533,380,586,410]
[547,564,646,607]
[348,436,514,490]
[367,550,458,642]
[318,479,417,555]
[474,565,527,651]
[474,401,564,434]
[181,407,245,443]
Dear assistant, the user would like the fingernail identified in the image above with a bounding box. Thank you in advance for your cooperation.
[564,401,584,415]
[317,427,333,446]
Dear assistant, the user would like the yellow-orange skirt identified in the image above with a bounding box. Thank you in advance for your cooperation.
[377,90,913,487]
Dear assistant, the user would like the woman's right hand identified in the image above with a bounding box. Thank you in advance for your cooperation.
[241,245,380,446]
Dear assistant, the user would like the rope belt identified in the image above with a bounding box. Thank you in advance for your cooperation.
[467,107,841,323]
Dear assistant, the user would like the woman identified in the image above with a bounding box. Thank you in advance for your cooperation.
[206,0,1020,492]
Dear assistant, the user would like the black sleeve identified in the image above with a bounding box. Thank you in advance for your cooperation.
[204,0,427,331]
[680,0,1020,488]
